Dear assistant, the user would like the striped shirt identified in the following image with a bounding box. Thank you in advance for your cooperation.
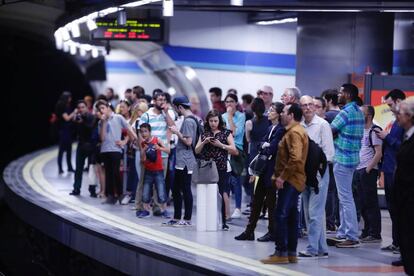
[138,108,172,158]
[331,102,364,167]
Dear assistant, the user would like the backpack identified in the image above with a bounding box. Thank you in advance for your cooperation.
[145,138,158,163]
[184,115,204,153]
[368,124,383,168]
[305,137,327,194]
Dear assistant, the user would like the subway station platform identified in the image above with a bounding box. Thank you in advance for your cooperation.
[2,147,406,275]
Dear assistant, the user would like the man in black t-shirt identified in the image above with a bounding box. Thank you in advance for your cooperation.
[70,100,96,196]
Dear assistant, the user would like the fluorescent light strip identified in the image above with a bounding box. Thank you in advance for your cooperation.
[382,9,414,12]
[256,17,297,25]
[230,0,243,6]
[281,9,362,12]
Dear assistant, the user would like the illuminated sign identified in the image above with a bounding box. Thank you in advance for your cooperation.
[92,18,163,41]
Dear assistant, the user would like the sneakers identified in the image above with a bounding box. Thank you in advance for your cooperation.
[231,208,242,219]
[222,224,229,231]
[298,251,319,259]
[120,194,132,205]
[381,244,398,252]
[69,189,80,196]
[327,236,346,246]
[260,255,289,264]
[162,220,178,227]
[257,232,274,242]
[174,220,192,227]
[234,231,254,241]
[336,240,360,248]
[360,236,382,243]
[319,252,329,259]
[393,247,401,254]
[298,251,329,259]
[136,210,145,217]
[242,208,251,215]
[137,210,151,218]
[161,210,171,219]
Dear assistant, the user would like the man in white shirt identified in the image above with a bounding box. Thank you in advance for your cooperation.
[298,95,335,259]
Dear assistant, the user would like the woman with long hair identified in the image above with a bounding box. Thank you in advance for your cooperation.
[195,110,238,230]
[118,100,139,205]
[244,97,270,209]
[235,102,285,242]
[55,91,76,174]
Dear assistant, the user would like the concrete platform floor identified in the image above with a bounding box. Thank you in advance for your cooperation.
[35,149,406,275]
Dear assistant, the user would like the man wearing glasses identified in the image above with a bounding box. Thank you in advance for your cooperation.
[281,87,302,105]
[257,85,274,114]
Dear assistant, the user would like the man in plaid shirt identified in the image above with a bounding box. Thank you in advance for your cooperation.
[329,83,364,248]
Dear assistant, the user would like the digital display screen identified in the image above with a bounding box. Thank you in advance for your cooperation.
[92,18,163,41]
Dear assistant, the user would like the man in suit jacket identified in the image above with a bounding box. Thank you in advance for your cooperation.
[394,98,414,276]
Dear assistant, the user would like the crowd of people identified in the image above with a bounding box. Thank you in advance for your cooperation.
[53,84,414,275]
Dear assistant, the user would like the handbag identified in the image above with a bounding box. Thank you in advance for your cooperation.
[88,164,97,184]
[248,152,268,176]
[192,159,219,184]
[229,148,246,176]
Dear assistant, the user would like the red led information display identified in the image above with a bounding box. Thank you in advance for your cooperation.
[92,18,163,41]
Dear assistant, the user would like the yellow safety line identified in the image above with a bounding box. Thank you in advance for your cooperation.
[22,149,308,276]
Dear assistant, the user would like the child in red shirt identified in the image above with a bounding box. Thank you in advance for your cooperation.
[139,123,170,218]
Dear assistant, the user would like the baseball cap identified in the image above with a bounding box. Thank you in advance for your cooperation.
[173,96,191,107]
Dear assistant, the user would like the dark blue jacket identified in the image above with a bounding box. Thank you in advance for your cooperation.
[381,121,404,174]
[260,124,285,187]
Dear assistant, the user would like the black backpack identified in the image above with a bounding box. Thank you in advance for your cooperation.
[184,115,204,155]
[305,137,327,194]
[368,124,383,168]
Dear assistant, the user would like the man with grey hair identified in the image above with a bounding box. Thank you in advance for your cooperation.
[281,87,301,105]
[393,97,414,274]
[298,95,335,259]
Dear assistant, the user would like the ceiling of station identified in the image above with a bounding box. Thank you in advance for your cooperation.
[1,0,413,47]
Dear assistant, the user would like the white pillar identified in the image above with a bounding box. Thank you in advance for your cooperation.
[206,184,218,231]
[196,184,207,231]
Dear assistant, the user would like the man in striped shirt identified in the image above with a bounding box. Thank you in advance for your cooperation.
[329,83,364,248]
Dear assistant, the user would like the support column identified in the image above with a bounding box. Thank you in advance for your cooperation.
[296,12,394,96]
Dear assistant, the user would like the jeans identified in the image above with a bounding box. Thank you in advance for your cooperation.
[126,155,138,200]
[354,168,381,238]
[384,172,398,246]
[325,163,339,229]
[173,168,193,221]
[302,170,329,255]
[274,183,300,256]
[334,163,359,241]
[142,170,167,204]
[73,143,94,191]
[229,173,242,209]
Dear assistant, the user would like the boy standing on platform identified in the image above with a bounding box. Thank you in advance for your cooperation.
[138,123,170,218]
